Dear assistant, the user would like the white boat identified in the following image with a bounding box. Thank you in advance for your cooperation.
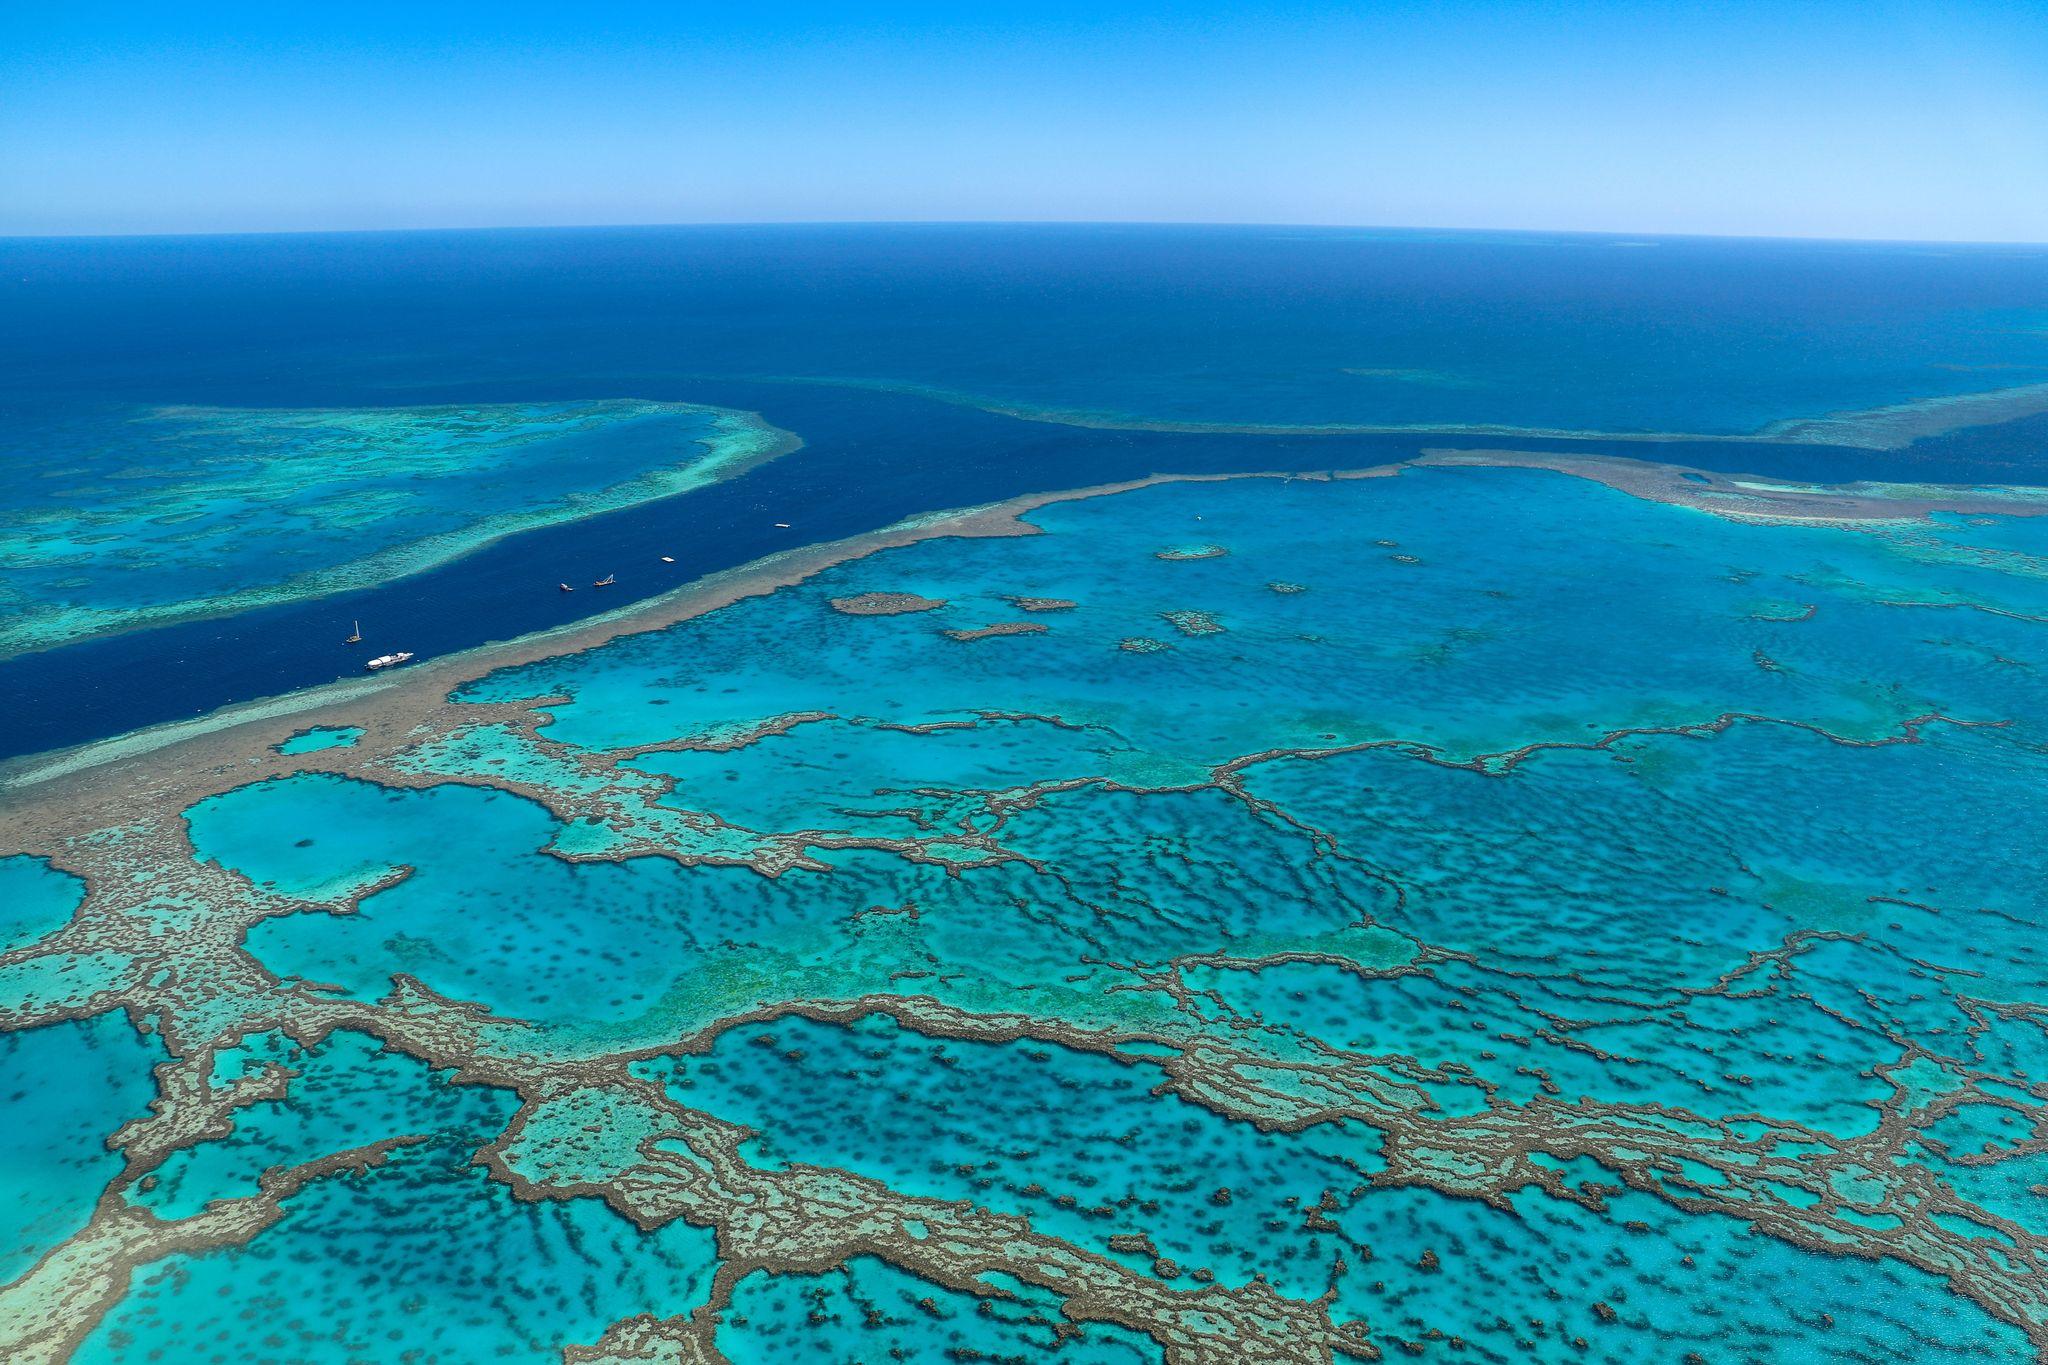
[659,556,674,563]
[365,652,413,671]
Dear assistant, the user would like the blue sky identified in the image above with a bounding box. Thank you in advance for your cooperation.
[3,1,2044,240]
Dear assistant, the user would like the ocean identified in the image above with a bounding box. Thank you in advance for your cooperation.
[4,225,2048,1363]
[4,224,2048,758]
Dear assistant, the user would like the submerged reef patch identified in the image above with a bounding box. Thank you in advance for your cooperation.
[0,399,796,659]
[780,371,2048,450]
[942,621,1048,641]
[1160,610,1224,636]
[828,592,949,615]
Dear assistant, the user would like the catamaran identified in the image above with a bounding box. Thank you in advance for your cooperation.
[344,620,362,643]
[593,573,616,587]
[365,652,413,671]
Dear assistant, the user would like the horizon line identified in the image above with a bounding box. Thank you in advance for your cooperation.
[4,217,2046,251]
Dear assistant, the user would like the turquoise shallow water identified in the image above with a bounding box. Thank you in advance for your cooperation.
[274,726,364,756]
[4,461,2047,1360]
[0,854,84,948]
[466,467,2048,759]
[0,399,783,659]
[658,1014,2019,1363]
[80,1031,719,1365]
[0,1013,161,1286]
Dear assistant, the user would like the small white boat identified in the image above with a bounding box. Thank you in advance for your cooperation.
[774,522,790,528]
[365,652,413,671]
[559,582,574,593]
[660,556,674,563]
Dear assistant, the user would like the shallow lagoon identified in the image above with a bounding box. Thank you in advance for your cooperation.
[273,725,364,755]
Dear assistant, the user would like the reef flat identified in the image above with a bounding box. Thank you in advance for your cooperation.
[0,400,796,659]
[1416,448,2048,523]
[3,455,2047,1362]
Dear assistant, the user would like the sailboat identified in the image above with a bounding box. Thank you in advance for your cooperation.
[344,620,362,644]
[593,573,616,587]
